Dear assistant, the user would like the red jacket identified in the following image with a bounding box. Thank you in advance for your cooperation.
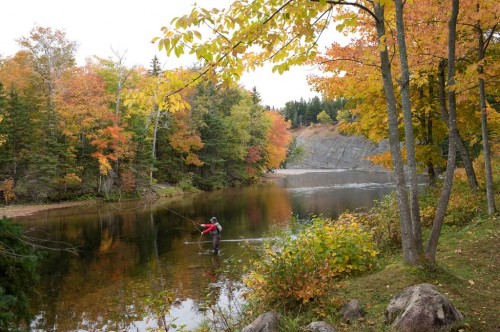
[201,223,218,234]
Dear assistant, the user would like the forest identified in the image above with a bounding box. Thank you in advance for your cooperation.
[0,28,293,202]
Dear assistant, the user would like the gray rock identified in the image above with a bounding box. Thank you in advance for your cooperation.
[339,299,365,323]
[304,321,337,332]
[287,125,388,170]
[241,311,281,332]
[385,283,464,331]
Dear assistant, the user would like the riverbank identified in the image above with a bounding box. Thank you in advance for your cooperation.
[0,172,299,219]
[0,200,95,218]
[234,214,499,332]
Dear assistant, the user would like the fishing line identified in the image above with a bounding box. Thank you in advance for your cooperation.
[101,198,203,232]
[161,206,202,232]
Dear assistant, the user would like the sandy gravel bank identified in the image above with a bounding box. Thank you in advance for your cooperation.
[0,201,94,218]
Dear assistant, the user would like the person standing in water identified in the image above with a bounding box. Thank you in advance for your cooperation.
[201,217,222,255]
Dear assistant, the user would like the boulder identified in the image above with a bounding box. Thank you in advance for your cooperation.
[304,321,337,332]
[339,299,365,323]
[241,311,281,332]
[385,283,464,331]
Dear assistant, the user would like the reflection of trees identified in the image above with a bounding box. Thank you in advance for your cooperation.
[27,202,251,331]
[26,184,292,330]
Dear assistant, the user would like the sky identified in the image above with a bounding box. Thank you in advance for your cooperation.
[0,0,325,108]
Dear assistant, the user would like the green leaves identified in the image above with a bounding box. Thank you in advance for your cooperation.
[153,0,331,85]
[272,62,290,74]
[0,217,40,329]
[244,216,378,308]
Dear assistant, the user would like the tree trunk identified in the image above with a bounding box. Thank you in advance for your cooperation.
[150,105,161,185]
[476,21,497,215]
[437,61,479,190]
[374,4,419,265]
[425,81,436,185]
[426,0,460,261]
[427,116,436,186]
[394,0,423,254]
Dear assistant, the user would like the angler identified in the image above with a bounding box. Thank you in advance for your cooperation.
[200,217,222,255]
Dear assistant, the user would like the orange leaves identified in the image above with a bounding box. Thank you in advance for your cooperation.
[55,66,114,139]
[54,65,135,176]
[0,178,16,203]
[0,52,37,94]
[91,125,133,175]
[265,111,291,170]
[245,146,263,164]
[366,151,394,170]
[169,108,204,166]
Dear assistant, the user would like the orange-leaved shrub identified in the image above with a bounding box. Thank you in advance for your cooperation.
[243,216,377,309]
[0,178,16,204]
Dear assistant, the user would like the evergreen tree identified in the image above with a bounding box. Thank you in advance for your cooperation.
[148,55,162,77]
[305,96,322,125]
[0,217,40,330]
[251,86,262,105]
[0,88,32,180]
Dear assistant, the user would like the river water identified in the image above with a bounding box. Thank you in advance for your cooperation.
[16,169,410,331]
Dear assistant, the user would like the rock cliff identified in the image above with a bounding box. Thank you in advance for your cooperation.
[286,124,389,170]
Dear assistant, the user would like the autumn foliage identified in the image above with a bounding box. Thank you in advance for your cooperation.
[244,216,377,309]
[265,111,291,170]
[0,27,293,201]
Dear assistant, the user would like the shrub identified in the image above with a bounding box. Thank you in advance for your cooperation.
[0,178,16,204]
[243,217,377,309]
[354,193,402,249]
[317,111,334,124]
[120,170,136,193]
[0,217,40,329]
[445,181,486,225]
[178,174,198,193]
[419,178,487,227]
[472,141,500,189]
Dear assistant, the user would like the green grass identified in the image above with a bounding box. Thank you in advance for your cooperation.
[232,214,499,332]
[326,215,499,332]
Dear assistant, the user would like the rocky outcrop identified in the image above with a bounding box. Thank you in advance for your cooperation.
[287,125,388,170]
[241,311,281,332]
[242,313,337,332]
[339,299,365,323]
[304,321,337,332]
[385,283,464,331]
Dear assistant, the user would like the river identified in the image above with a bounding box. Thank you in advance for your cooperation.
[16,169,414,331]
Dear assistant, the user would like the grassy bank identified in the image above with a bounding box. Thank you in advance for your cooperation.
[220,179,500,332]
[335,215,499,331]
[229,215,499,332]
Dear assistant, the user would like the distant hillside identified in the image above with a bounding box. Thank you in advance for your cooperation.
[286,124,389,170]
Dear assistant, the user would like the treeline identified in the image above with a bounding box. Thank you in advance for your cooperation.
[0,26,291,203]
[282,96,350,128]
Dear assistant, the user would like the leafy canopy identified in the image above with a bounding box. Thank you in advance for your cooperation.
[154,0,336,85]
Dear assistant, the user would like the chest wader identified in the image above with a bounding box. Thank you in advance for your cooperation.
[211,230,220,255]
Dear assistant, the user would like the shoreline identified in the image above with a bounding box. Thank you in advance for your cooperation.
[0,168,383,219]
[0,200,95,219]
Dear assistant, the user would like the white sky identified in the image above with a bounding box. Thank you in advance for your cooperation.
[0,0,327,108]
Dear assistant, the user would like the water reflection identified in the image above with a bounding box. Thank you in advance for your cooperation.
[17,169,412,331]
[278,169,412,219]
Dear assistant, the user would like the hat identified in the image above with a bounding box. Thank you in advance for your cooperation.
[210,217,217,222]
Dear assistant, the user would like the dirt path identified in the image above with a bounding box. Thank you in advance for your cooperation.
[0,201,94,218]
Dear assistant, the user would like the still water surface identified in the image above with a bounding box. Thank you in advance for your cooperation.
[17,169,410,331]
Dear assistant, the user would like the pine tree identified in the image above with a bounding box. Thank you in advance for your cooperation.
[148,55,162,77]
